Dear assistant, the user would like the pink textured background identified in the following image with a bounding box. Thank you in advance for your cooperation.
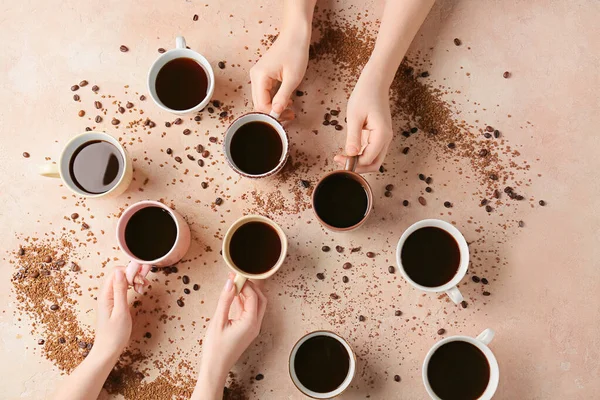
[1,0,599,399]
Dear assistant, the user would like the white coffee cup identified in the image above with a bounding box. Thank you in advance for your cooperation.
[396,219,469,304]
[423,328,499,400]
[289,331,356,399]
[223,111,289,178]
[147,36,215,114]
[39,131,132,198]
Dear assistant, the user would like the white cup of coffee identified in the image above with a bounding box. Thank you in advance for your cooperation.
[148,36,215,114]
[289,330,356,399]
[223,112,290,178]
[39,131,132,198]
[423,328,499,399]
[395,219,469,304]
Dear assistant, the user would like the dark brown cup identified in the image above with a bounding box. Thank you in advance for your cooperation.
[312,156,374,232]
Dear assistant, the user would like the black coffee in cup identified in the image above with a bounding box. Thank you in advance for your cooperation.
[427,341,490,400]
[229,221,282,274]
[313,173,369,229]
[68,140,124,194]
[294,335,350,393]
[230,121,283,175]
[125,207,177,261]
[401,227,460,287]
[156,57,208,110]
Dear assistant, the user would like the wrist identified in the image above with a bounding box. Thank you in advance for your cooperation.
[195,365,228,400]
[88,344,121,366]
[281,0,315,45]
[359,60,394,92]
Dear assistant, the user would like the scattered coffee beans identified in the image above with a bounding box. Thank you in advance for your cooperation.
[437,328,446,335]
[119,45,129,52]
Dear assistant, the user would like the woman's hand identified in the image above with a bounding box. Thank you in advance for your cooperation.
[93,267,132,359]
[334,66,394,173]
[192,274,267,400]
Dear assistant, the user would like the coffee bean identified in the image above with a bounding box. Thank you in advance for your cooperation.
[171,266,178,273]
[70,213,79,220]
[454,38,461,46]
[335,245,344,253]
[23,152,30,158]
[403,200,409,206]
[437,328,446,335]
[195,144,204,153]
[91,85,99,92]
[30,270,39,279]
[111,118,120,125]
[138,94,145,101]
[215,197,223,205]
[486,126,494,133]
[78,110,85,117]
[366,252,375,258]
[209,136,218,143]
[503,71,510,78]
[44,256,52,263]
[444,201,452,208]
[255,374,264,381]
[78,341,87,349]
[447,142,456,149]
[324,113,331,121]
[38,339,45,345]
[184,288,190,294]
[158,47,166,53]
[425,187,432,193]
[484,132,492,139]
[330,120,338,126]
[504,186,513,194]
[94,115,102,123]
[330,109,339,116]
[472,276,480,283]
[212,100,221,108]
[330,293,339,300]
[483,291,491,296]
[174,118,183,125]
[117,106,124,114]
[480,199,488,206]
[202,150,210,158]
[165,148,173,155]
[150,266,158,273]
[395,310,402,316]
[59,337,66,344]
[384,184,394,191]
[335,124,343,131]
[197,159,204,167]
[316,273,325,280]
[71,262,80,272]
[187,154,195,161]
[479,149,488,157]
[418,196,427,206]
[193,284,200,291]
[119,45,129,52]
[539,200,546,206]
[85,127,92,131]
[78,80,88,87]
[481,278,489,285]
[175,156,182,163]
[322,246,330,252]
[494,130,500,138]
[402,131,410,138]
[359,315,366,322]
[183,129,191,135]
[145,332,152,339]
[207,107,214,114]
[220,111,228,118]
[516,195,524,201]
[402,147,410,154]
[425,177,432,184]
[494,190,501,199]
[82,351,89,357]
[379,165,385,173]
[300,180,310,188]
[410,127,418,134]
[164,121,172,128]
[295,90,304,97]
[518,220,525,228]
[177,299,185,307]
[81,222,90,230]
[201,182,208,189]
[71,85,79,91]
[182,275,190,284]
[384,191,392,197]
[461,300,468,308]
[18,248,25,256]
[388,266,395,274]
[342,262,352,270]
[418,173,425,181]
[489,174,498,181]
[485,205,493,212]
[394,375,401,382]
[194,116,201,122]
[405,66,414,75]
[50,304,59,311]
[420,71,430,77]
[73,94,80,101]
[217,61,226,69]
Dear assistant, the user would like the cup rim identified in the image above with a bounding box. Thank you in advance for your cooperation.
[422,334,500,400]
[288,330,357,399]
[147,48,215,114]
[223,112,290,178]
[395,219,469,292]
[311,170,374,232]
[58,131,129,198]
[221,215,288,279]
[116,200,182,265]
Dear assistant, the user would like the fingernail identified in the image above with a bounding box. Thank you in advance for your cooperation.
[134,275,145,285]
[346,145,358,155]
[224,278,233,292]
[115,270,125,282]
[272,103,284,113]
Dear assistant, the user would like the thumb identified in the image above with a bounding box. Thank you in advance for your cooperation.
[112,269,130,314]
[345,113,364,156]
[271,78,298,115]
[214,278,236,327]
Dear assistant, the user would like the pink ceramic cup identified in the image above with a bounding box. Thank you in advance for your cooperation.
[116,200,191,293]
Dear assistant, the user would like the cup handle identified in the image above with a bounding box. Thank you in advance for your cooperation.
[233,274,247,294]
[344,155,358,172]
[126,261,151,294]
[176,36,186,49]
[269,109,281,120]
[445,286,463,304]
[476,328,495,345]
[39,163,60,178]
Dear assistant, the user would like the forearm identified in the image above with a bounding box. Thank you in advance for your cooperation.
[366,0,435,87]
[281,0,317,41]
[191,366,228,400]
[52,349,119,400]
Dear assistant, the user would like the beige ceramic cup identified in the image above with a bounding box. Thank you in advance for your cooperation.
[289,330,357,399]
[222,215,287,293]
[39,131,132,198]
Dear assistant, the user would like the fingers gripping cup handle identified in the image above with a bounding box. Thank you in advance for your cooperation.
[233,274,247,294]
[39,163,60,178]
[344,155,358,172]
[126,261,151,294]
[269,109,281,120]
[476,328,495,346]
[445,286,464,304]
